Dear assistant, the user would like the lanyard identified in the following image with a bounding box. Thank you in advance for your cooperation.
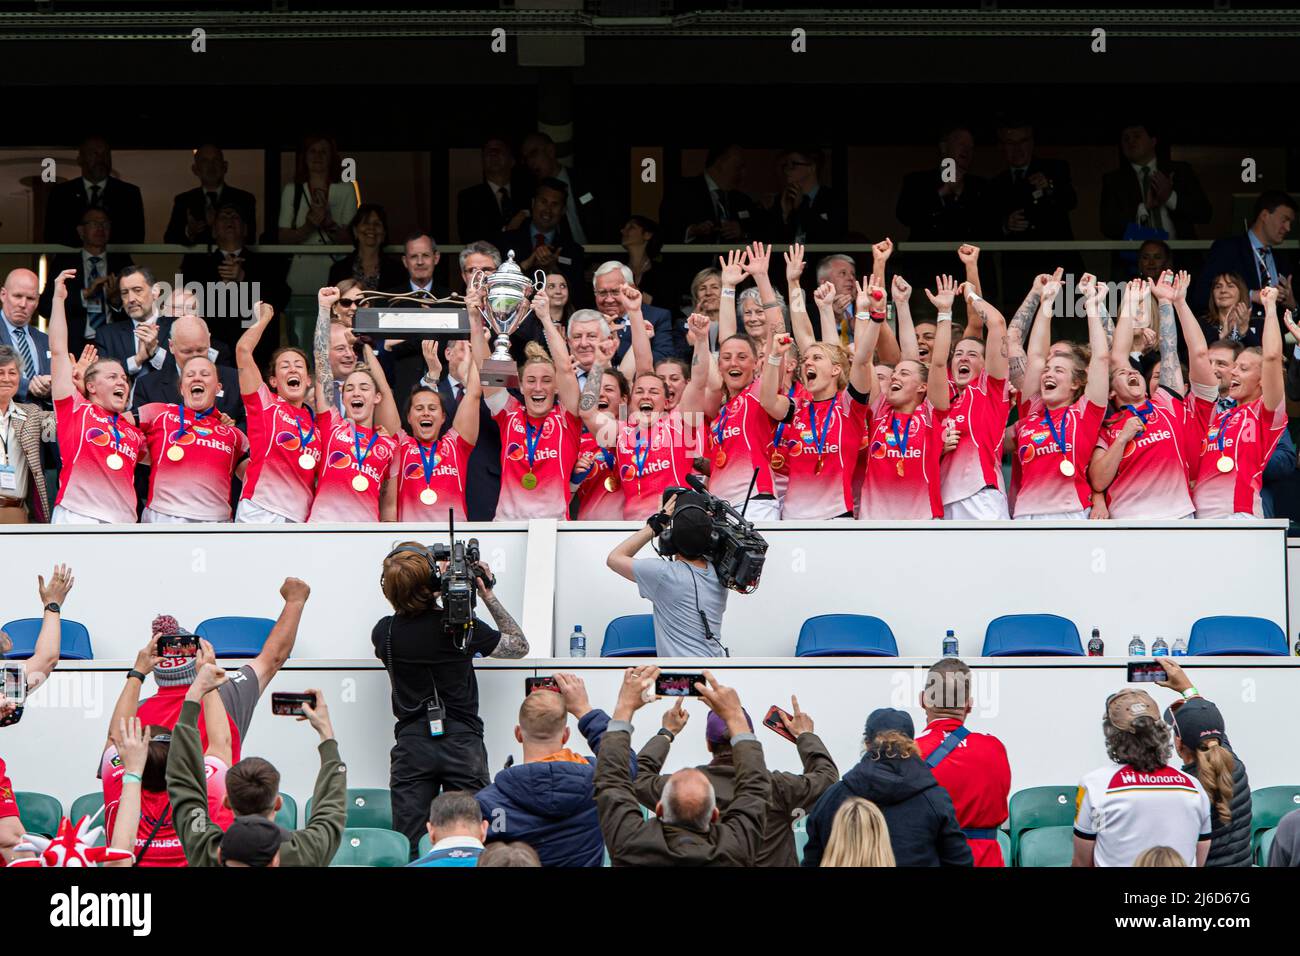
[1043,406,1069,456]
[771,386,796,449]
[1214,406,1243,452]
[0,411,12,467]
[175,404,212,440]
[109,413,123,452]
[1123,402,1154,427]
[416,439,440,483]
[890,412,913,460]
[292,406,315,450]
[711,403,728,447]
[808,398,835,455]
[353,426,379,473]
[633,427,649,477]
[524,418,543,470]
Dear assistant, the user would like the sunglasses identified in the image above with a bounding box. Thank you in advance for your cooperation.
[337,298,360,308]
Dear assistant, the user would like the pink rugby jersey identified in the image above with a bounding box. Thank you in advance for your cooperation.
[393,429,473,523]
[707,382,776,501]
[493,399,582,520]
[1095,388,1195,519]
[615,414,698,521]
[138,403,249,521]
[859,395,947,519]
[307,411,398,522]
[54,393,146,523]
[940,372,1011,505]
[1011,396,1105,517]
[574,430,625,521]
[240,384,320,522]
[779,389,870,519]
[1190,396,1287,517]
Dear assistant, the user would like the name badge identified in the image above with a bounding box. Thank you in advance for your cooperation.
[557,256,573,266]
[578,192,594,205]
[0,466,16,492]
[427,700,445,738]
[738,209,750,220]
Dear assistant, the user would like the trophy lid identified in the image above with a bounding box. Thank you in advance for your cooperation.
[498,249,523,277]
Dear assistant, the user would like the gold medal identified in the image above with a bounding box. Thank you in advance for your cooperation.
[1059,460,1076,477]
[896,460,905,478]
[298,453,315,470]
[352,473,370,492]
[166,445,185,462]
[105,452,124,471]
[521,471,538,490]
[770,453,785,470]
[419,488,438,505]
[1217,455,1235,473]
[814,456,825,475]
[603,475,620,493]
[714,450,728,468]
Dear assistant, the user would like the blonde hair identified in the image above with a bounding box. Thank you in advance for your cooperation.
[803,342,849,391]
[1133,846,1186,867]
[1191,738,1236,826]
[821,798,896,867]
[522,341,555,372]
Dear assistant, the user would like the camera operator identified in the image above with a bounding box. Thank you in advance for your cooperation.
[607,493,729,657]
[373,540,529,858]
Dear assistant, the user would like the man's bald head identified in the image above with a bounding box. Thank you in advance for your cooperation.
[659,768,717,831]
[0,270,40,326]
[518,689,567,742]
[169,315,212,370]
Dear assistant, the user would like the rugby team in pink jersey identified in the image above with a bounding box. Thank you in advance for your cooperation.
[40,236,1292,524]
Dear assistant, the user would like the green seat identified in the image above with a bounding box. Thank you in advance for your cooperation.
[1018,825,1074,867]
[1249,786,1300,863]
[997,829,1011,867]
[1008,785,1076,865]
[330,827,410,867]
[308,788,391,830]
[275,792,298,830]
[68,792,106,847]
[1257,827,1278,867]
[793,815,809,865]
[14,792,63,839]
[418,832,432,857]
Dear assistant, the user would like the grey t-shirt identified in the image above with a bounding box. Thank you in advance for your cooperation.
[632,558,729,658]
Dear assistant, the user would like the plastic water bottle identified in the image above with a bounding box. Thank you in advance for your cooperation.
[1294,633,1300,657]
[1172,637,1187,657]
[1087,627,1104,657]
[1151,635,1169,657]
[942,629,958,658]
[569,625,586,659]
[1128,634,1146,656]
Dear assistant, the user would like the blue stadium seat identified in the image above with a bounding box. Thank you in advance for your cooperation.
[601,615,656,657]
[1187,616,1287,656]
[195,616,275,658]
[982,614,1083,657]
[1,618,93,660]
[795,614,898,657]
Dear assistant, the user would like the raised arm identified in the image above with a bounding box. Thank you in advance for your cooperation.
[534,288,579,416]
[236,301,275,397]
[25,565,74,691]
[47,269,80,401]
[850,279,886,400]
[479,572,529,659]
[1021,278,1060,403]
[1083,280,1111,408]
[107,717,148,866]
[578,336,620,446]
[1172,270,1216,391]
[806,282,838,351]
[361,342,401,436]
[956,243,983,305]
[1149,272,1184,393]
[924,277,956,412]
[892,275,919,362]
[451,359,481,446]
[190,647,233,767]
[870,237,893,287]
[1109,277,1143,369]
[966,284,1008,381]
[312,287,338,415]
[620,284,655,378]
[678,313,714,416]
[759,333,795,420]
[1260,286,1286,412]
[783,242,810,340]
[717,248,744,344]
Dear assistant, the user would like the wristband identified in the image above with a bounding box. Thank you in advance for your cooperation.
[127,669,147,684]
[720,288,736,298]
[869,312,887,323]
[1181,686,1200,700]
[656,727,676,743]
[570,467,593,484]
[966,290,983,303]
[122,773,143,786]
[937,312,953,324]
[767,353,783,366]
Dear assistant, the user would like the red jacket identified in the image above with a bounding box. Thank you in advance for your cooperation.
[915,717,1011,867]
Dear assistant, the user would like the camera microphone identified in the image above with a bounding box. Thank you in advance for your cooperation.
[685,473,708,494]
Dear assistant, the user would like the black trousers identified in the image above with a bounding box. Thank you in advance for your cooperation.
[389,730,490,859]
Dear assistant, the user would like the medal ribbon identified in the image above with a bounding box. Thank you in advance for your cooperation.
[1123,401,1153,429]
[1214,406,1243,453]
[771,385,796,451]
[633,427,649,477]
[711,404,728,451]
[353,426,379,476]
[524,418,543,471]
[292,406,316,451]
[416,439,440,484]
[808,398,835,456]
[890,412,913,463]
[109,413,123,453]
[1043,407,1070,460]
[174,404,212,443]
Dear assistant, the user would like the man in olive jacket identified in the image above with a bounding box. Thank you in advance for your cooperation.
[633,696,837,867]
[595,666,771,867]
[166,669,347,867]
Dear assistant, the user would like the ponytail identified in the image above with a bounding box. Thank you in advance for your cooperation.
[1194,739,1236,826]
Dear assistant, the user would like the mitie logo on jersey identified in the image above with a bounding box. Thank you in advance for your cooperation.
[1123,428,1174,458]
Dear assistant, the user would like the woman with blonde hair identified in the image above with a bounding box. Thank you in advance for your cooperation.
[821,798,896,867]
[1133,846,1186,867]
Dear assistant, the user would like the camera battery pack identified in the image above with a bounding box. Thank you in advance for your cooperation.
[427,700,445,737]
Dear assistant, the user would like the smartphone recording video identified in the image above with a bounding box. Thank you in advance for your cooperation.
[271,692,318,716]
[655,673,705,697]
[1126,661,1166,683]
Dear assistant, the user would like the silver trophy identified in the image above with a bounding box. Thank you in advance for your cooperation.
[474,249,545,389]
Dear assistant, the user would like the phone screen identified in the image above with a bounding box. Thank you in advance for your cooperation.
[157,635,199,658]
[271,692,316,716]
[1127,661,1166,683]
[655,673,705,697]
[525,677,559,695]
[2,665,24,705]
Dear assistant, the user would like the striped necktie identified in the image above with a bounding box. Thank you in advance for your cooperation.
[12,326,36,380]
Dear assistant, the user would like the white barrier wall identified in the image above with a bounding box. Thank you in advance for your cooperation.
[4,658,1297,817]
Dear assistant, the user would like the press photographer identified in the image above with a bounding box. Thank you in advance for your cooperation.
[373,537,529,858]
[606,481,766,657]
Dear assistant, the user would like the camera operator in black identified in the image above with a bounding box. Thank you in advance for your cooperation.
[607,494,729,658]
[373,540,529,858]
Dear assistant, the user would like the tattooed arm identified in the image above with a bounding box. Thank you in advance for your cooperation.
[479,576,529,659]
[1149,272,1183,392]
[578,337,619,446]
[313,287,338,415]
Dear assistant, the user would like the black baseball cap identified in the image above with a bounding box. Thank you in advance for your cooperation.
[864,707,915,741]
[220,816,285,867]
[1167,697,1226,746]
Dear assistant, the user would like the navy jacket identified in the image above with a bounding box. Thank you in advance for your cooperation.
[1193,233,1295,317]
[0,318,50,403]
[476,708,622,868]
[802,751,972,867]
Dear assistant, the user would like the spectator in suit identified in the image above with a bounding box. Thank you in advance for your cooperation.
[456,137,529,244]
[815,253,858,342]
[131,315,245,430]
[896,125,989,243]
[327,203,406,291]
[1099,123,1212,241]
[983,121,1079,295]
[1194,191,1298,316]
[660,144,763,245]
[43,136,145,247]
[95,266,173,390]
[497,179,585,300]
[593,261,678,365]
[379,233,451,399]
[37,208,133,358]
[0,270,52,405]
[458,241,500,291]
[163,144,258,247]
[179,203,287,368]
[769,147,847,246]
[565,309,615,395]
[521,132,604,246]
[0,346,55,522]
[619,215,671,309]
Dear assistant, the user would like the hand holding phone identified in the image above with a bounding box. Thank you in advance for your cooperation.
[525,676,559,696]
[655,673,706,698]
[1126,661,1166,683]
[272,692,318,716]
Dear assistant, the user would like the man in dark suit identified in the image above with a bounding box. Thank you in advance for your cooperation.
[982,121,1080,298]
[659,144,765,246]
[377,233,453,400]
[456,137,529,243]
[1193,191,1298,317]
[94,266,174,399]
[521,132,604,245]
[498,178,586,302]
[163,144,258,247]
[591,261,679,365]
[131,314,245,430]
[37,207,133,360]
[768,147,846,246]
[1099,123,1212,241]
[179,202,287,368]
[43,136,145,246]
[0,269,51,406]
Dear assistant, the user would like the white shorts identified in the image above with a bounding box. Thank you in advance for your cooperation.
[236,499,293,524]
[1196,511,1257,521]
[1016,508,1091,521]
[944,486,1010,520]
[142,507,203,524]
[732,496,781,521]
[50,505,111,525]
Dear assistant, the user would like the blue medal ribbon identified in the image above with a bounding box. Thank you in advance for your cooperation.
[109,413,123,452]
[524,418,543,471]
[1043,407,1070,459]
[711,404,729,448]
[771,385,796,450]
[416,439,440,484]
[353,426,379,475]
[633,427,649,477]
[890,412,913,461]
[1214,406,1243,452]
[1123,402,1153,431]
[174,404,212,442]
[292,406,315,451]
[808,398,835,455]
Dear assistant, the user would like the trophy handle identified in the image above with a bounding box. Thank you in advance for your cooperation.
[468,269,487,292]
[531,269,546,291]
